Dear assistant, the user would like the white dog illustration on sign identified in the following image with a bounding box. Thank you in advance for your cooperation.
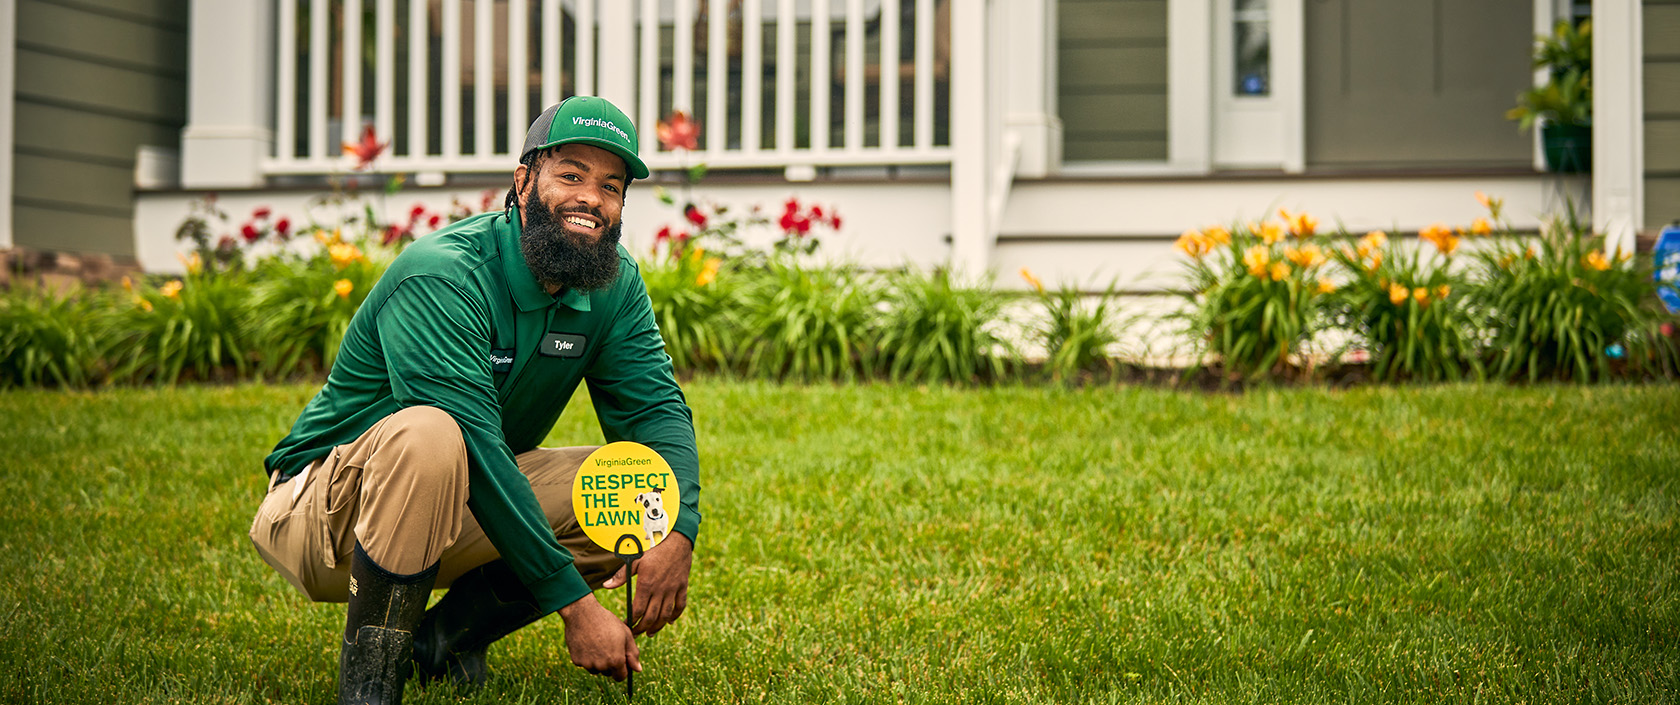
[635,487,669,547]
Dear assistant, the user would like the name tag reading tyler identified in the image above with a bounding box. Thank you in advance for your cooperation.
[539,332,587,359]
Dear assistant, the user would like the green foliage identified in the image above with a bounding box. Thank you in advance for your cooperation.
[1507,19,1592,131]
[1174,221,1335,380]
[876,268,1016,383]
[639,249,738,372]
[1327,229,1485,381]
[1020,272,1125,382]
[110,271,256,385]
[1472,211,1671,382]
[0,286,119,388]
[247,252,386,379]
[735,258,881,381]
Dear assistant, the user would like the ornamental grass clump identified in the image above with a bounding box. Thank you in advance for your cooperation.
[1471,200,1676,381]
[0,285,121,388]
[1327,224,1484,381]
[735,258,881,382]
[109,265,257,385]
[1019,268,1125,383]
[247,228,388,379]
[876,267,1017,384]
[1173,211,1336,380]
[640,245,739,374]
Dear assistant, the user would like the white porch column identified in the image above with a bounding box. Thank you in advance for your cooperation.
[598,1,637,122]
[1167,0,1212,173]
[1594,1,1642,255]
[181,0,275,188]
[1001,0,1060,178]
[950,0,991,275]
[0,0,15,249]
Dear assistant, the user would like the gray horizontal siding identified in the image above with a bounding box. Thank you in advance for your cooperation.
[1059,0,1169,162]
[1648,0,1680,228]
[10,0,188,257]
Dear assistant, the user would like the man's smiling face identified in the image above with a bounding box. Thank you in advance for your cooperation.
[514,143,629,291]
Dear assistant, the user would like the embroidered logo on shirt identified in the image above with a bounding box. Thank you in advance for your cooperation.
[539,332,588,359]
[489,349,515,373]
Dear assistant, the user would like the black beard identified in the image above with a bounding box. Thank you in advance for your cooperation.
[519,193,624,292]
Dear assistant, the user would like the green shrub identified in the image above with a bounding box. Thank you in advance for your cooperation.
[639,248,740,373]
[0,285,120,388]
[1019,269,1124,382]
[110,271,256,385]
[1172,214,1336,380]
[1327,227,1484,381]
[1472,210,1673,381]
[876,267,1016,383]
[735,258,881,382]
[247,246,386,379]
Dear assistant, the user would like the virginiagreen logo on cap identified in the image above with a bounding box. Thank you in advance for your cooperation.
[521,96,650,179]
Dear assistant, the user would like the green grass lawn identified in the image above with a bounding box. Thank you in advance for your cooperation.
[1,381,1677,703]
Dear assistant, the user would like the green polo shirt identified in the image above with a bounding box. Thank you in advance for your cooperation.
[264,209,701,614]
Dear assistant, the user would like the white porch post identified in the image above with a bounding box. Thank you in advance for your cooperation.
[950,0,991,274]
[1167,0,1212,173]
[1593,1,1642,255]
[1002,0,1059,178]
[598,1,637,122]
[181,0,276,188]
[0,0,15,249]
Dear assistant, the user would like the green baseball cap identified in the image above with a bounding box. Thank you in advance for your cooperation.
[520,96,650,180]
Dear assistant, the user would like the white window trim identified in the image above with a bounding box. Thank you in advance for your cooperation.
[0,0,14,250]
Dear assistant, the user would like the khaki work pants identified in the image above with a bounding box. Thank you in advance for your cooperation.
[249,406,620,602]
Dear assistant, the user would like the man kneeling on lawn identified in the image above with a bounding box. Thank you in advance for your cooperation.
[249,96,701,704]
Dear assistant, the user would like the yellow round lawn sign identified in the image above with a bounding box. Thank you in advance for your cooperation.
[572,442,680,556]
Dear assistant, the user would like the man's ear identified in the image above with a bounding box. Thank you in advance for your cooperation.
[512,163,531,209]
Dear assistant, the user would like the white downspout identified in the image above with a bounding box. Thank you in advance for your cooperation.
[1593,1,1643,256]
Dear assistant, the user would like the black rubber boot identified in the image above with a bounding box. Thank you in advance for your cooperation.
[412,559,546,690]
[338,543,438,705]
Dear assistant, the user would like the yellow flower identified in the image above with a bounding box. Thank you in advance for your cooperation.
[1419,223,1460,256]
[1584,251,1611,271]
[1257,221,1285,245]
[1316,278,1336,295]
[1497,253,1516,269]
[1280,208,1317,238]
[176,251,203,275]
[1204,226,1231,246]
[1357,231,1388,259]
[1268,261,1291,282]
[1388,283,1409,305]
[1470,217,1493,236]
[1413,287,1429,305]
[1285,243,1327,269]
[1525,245,1537,260]
[1174,230,1210,259]
[314,228,341,246]
[161,280,183,300]
[121,276,134,292]
[1616,247,1632,263]
[1019,267,1045,293]
[1475,190,1504,219]
[1435,285,1451,300]
[695,257,722,287]
[334,279,354,298]
[137,298,154,312]
[1243,246,1271,277]
[328,242,364,268]
[1364,250,1384,271]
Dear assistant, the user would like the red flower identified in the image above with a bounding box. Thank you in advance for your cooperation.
[684,204,708,228]
[382,224,408,247]
[1663,323,1676,337]
[811,205,824,220]
[252,206,272,219]
[656,226,671,243]
[275,217,292,237]
[829,213,842,230]
[410,204,426,221]
[428,214,442,229]
[241,223,261,243]
[657,111,701,151]
[343,123,387,170]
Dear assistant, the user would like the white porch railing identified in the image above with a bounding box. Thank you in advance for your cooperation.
[265,0,954,176]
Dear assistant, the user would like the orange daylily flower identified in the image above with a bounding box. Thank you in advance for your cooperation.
[1257,221,1285,245]
[1019,267,1045,293]
[1204,226,1232,246]
[1268,261,1291,281]
[1435,285,1451,300]
[1388,283,1409,305]
[1418,223,1460,256]
[1175,229,1212,259]
[1470,217,1493,236]
[329,243,364,268]
[1243,246,1271,277]
[1285,243,1327,269]
[1584,251,1611,271]
[343,124,387,170]
[695,257,722,287]
[1316,278,1337,295]
[1279,208,1317,238]
[1413,287,1429,305]
[161,280,183,300]
[334,279,354,298]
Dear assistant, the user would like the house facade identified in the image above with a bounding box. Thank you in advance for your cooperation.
[0,0,1673,287]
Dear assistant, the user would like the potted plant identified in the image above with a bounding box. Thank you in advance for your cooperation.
[1507,19,1592,173]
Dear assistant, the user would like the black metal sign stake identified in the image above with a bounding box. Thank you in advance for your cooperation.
[615,534,645,702]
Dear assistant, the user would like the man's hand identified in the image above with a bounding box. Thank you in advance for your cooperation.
[602,532,693,636]
[557,595,641,681]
